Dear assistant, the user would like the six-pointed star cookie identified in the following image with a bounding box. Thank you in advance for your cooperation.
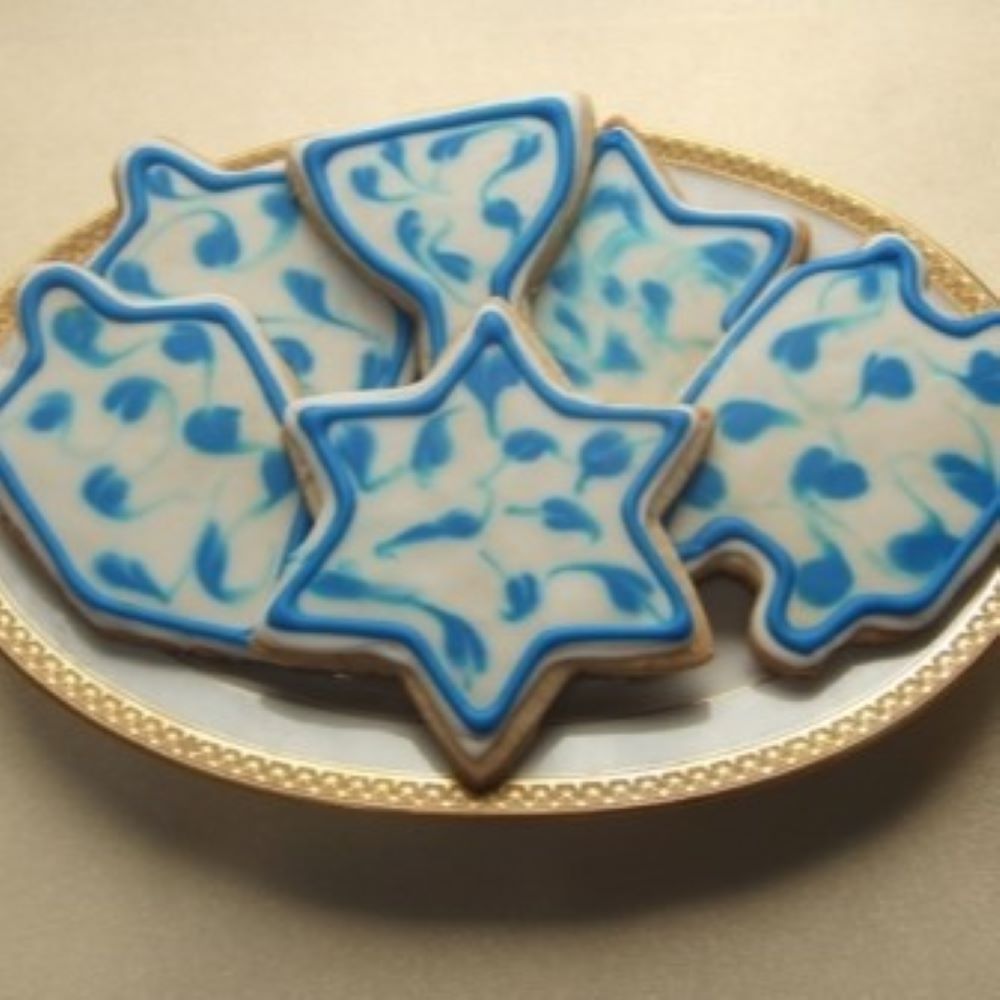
[291,94,594,372]
[666,236,1000,669]
[91,141,413,394]
[533,126,804,405]
[257,302,712,787]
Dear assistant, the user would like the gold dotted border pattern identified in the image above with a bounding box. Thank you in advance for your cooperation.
[0,134,996,815]
[1,588,995,814]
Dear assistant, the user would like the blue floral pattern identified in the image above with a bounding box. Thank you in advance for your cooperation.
[0,265,307,649]
[533,128,800,405]
[294,95,592,365]
[261,305,705,736]
[91,143,412,394]
[666,237,1000,664]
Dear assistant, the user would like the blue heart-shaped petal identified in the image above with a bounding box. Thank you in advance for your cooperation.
[465,347,520,432]
[102,376,160,423]
[770,319,837,373]
[887,518,960,576]
[27,391,73,433]
[183,406,244,454]
[81,464,131,519]
[259,449,297,506]
[482,197,523,235]
[501,573,540,622]
[639,280,672,333]
[600,332,642,373]
[858,353,914,402]
[791,446,869,500]
[680,462,727,510]
[538,497,601,540]
[411,411,454,481]
[194,213,241,268]
[503,428,559,462]
[960,350,1000,405]
[260,188,299,226]
[162,322,214,364]
[110,260,159,298]
[933,451,995,509]
[717,400,797,443]
[272,336,314,377]
[576,429,633,491]
[94,552,167,601]
[600,275,627,307]
[699,238,755,279]
[331,424,377,490]
[795,541,854,608]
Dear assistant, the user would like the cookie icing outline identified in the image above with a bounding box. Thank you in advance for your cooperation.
[259,302,710,738]
[668,235,1000,665]
[0,263,309,650]
[293,94,593,367]
[90,141,414,392]
[533,125,802,404]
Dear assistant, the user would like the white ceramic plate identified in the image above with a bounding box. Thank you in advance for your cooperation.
[0,131,996,815]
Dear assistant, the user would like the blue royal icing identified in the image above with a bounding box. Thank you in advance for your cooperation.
[259,303,709,743]
[533,127,800,405]
[665,236,1000,665]
[0,265,308,649]
[293,95,593,368]
[91,142,413,394]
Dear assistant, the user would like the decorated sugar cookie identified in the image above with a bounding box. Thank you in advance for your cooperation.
[666,236,1000,668]
[0,265,307,650]
[533,126,803,405]
[257,302,712,787]
[291,94,594,371]
[91,142,412,393]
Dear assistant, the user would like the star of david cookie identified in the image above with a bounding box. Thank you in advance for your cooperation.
[533,125,804,405]
[257,302,712,787]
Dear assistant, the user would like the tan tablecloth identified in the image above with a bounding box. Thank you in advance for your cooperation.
[0,2,998,997]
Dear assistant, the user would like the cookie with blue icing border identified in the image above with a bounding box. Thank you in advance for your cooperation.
[289,94,594,375]
[665,235,1000,670]
[90,140,413,394]
[533,123,806,405]
[255,300,713,788]
[0,264,308,654]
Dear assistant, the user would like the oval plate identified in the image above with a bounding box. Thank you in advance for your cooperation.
[0,131,996,815]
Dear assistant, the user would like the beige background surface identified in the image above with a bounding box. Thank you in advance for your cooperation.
[0,1,998,997]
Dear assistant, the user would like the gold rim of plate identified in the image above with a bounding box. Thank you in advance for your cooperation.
[0,132,997,816]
